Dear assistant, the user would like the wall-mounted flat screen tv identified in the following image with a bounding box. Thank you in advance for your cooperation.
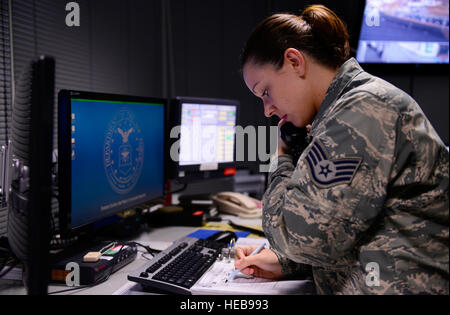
[356,0,449,64]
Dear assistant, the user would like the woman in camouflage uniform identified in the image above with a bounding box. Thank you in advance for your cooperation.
[235,5,449,294]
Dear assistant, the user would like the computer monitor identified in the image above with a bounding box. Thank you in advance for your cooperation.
[7,56,55,295]
[166,96,239,183]
[356,0,449,64]
[58,90,166,235]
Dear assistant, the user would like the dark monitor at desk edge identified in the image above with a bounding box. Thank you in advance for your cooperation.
[166,96,239,183]
[58,90,166,236]
[7,56,55,295]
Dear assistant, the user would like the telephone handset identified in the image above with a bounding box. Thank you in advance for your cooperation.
[280,122,310,164]
[211,192,262,218]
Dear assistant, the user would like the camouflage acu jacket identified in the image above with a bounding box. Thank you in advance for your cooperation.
[263,58,449,294]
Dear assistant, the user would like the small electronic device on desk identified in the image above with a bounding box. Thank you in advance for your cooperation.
[178,194,214,213]
[206,230,237,244]
[51,242,137,285]
[147,205,204,227]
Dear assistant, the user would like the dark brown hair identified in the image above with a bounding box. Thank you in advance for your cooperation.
[241,5,350,70]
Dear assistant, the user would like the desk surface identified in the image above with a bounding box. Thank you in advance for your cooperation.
[0,215,262,295]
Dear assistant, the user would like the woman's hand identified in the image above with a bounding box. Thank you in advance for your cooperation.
[277,120,312,156]
[234,245,283,280]
[277,119,289,156]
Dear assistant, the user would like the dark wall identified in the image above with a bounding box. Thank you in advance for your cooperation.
[168,0,270,129]
[270,0,366,53]
[12,0,163,97]
[166,0,448,145]
[268,0,449,144]
[412,74,449,145]
[12,0,448,151]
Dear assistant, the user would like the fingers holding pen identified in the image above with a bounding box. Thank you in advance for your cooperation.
[234,245,259,275]
[233,245,283,280]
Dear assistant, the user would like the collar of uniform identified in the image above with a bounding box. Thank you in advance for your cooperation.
[311,58,364,131]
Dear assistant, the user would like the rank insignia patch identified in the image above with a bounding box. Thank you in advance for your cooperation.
[305,139,361,188]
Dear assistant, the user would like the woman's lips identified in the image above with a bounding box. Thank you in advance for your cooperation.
[281,114,288,121]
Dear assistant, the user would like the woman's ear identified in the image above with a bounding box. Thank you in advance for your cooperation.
[284,48,306,77]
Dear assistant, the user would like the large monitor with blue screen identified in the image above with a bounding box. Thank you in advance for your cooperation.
[356,0,449,64]
[58,90,165,234]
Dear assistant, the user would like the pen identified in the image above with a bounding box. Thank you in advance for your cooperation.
[225,242,266,282]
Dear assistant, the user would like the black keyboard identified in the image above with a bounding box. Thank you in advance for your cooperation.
[127,236,226,294]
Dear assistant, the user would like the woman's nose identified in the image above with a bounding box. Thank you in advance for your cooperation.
[264,102,276,118]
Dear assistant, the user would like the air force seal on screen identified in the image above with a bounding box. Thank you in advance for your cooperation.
[104,109,144,195]
[305,139,361,188]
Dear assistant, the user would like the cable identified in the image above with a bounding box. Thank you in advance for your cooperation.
[226,220,266,237]
[47,272,111,295]
[0,244,20,279]
[167,181,188,194]
[140,252,154,261]
[99,242,117,254]
[0,259,19,278]
[126,241,161,257]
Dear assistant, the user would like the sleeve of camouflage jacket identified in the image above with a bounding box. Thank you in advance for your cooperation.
[263,91,400,271]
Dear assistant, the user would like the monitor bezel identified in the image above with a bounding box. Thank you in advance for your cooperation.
[58,89,167,236]
[166,96,240,182]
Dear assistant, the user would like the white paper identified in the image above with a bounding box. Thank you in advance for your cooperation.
[235,237,268,247]
[190,260,312,295]
[113,281,137,295]
[190,237,313,295]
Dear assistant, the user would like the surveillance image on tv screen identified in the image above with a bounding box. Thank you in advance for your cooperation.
[356,0,449,64]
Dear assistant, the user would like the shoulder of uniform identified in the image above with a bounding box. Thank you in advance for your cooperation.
[332,88,401,121]
[342,76,416,112]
